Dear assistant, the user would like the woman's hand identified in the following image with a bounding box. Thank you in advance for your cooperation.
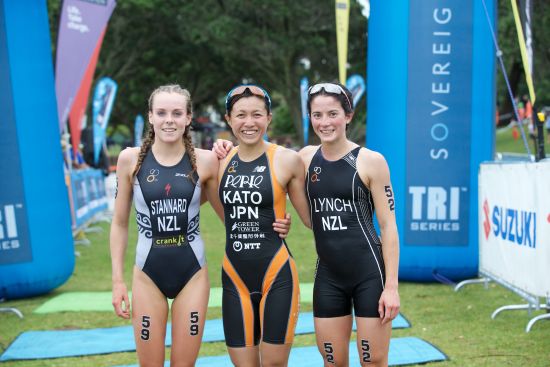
[273,213,292,238]
[378,287,400,325]
[212,139,234,160]
[112,281,131,319]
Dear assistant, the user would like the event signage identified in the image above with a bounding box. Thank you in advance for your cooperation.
[346,74,366,108]
[0,11,32,265]
[68,29,107,158]
[335,0,350,84]
[69,169,108,228]
[1,0,75,299]
[55,0,116,132]
[134,114,144,147]
[300,77,309,146]
[479,162,550,297]
[92,77,118,165]
[405,1,473,246]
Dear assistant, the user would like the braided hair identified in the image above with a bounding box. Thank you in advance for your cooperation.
[132,85,197,182]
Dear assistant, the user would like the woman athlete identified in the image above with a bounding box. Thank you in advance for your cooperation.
[215,82,400,367]
[110,84,290,367]
[301,82,400,367]
[219,85,311,367]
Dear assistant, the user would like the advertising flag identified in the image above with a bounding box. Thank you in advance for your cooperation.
[518,0,533,74]
[68,29,106,157]
[511,0,535,103]
[346,74,366,108]
[134,114,144,147]
[300,77,310,146]
[92,77,117,165]
[55,0,116,132]
[335,0,350,84]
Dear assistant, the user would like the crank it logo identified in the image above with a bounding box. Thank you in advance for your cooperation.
[0,204,22,250]
[409,186,466,232]
[483,198,537,248]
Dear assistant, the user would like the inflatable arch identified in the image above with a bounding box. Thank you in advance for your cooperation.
[366,0,496,281]
[0,1,74,299]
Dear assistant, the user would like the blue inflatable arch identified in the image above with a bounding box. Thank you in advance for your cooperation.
[366,0,496,281]
[0,1,74,299]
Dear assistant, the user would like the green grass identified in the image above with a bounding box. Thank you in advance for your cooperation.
[495,123,549,155]
[1,204,549,367]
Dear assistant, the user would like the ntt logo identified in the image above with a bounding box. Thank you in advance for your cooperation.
[482,199,537,248]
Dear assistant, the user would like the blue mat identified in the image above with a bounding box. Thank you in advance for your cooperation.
[0,312,409,361]
[115,337,447,367]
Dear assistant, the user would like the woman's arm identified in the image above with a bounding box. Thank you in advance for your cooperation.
[109,148,137,319]
[276,148,311,229]
[212,139,234,160]
[196,149,225,221]
[358,148,400,324]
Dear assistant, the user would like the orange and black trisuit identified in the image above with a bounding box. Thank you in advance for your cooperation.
[219,143,299,347]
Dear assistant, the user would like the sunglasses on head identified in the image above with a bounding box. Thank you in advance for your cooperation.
[308,83,352,110]
[225,85,272,112]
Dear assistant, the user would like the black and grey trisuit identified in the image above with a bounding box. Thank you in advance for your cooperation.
[306,146,386,318]
[133,150,204,299]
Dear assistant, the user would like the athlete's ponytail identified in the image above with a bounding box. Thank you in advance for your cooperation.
[183,125,197,184]
[132,126,155,177]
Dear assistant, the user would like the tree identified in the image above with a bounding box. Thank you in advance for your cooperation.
[201,0,367,144]
[497,0,550,124]
[48,0,368,145]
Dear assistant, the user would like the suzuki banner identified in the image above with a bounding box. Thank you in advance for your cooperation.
[92,77,117,165]
[55,0,116,132]
[479,161,550,297]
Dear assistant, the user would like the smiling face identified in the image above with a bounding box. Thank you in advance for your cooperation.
[225,96,272,146]
[148,91,192,144]
[309,94,351,144]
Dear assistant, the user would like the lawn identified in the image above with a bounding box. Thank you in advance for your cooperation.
[1,202,549,367]
[495,123,549,156]
[1,130,549,366]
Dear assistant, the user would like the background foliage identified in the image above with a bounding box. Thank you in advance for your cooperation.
[47,0,550,147]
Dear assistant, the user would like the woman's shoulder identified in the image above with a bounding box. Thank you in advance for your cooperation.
[358,147,386,165]
[117,147,140,166]
[297,145,319,166]
[194,147,218,163]
[194,148,219,178]
[273,144,303,164]
[357,147,390,179]
[298,144,319,156]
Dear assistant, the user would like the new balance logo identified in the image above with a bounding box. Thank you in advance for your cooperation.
[253,166,266,173]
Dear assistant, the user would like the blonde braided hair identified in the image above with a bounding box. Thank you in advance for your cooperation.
[133,85,197,182]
